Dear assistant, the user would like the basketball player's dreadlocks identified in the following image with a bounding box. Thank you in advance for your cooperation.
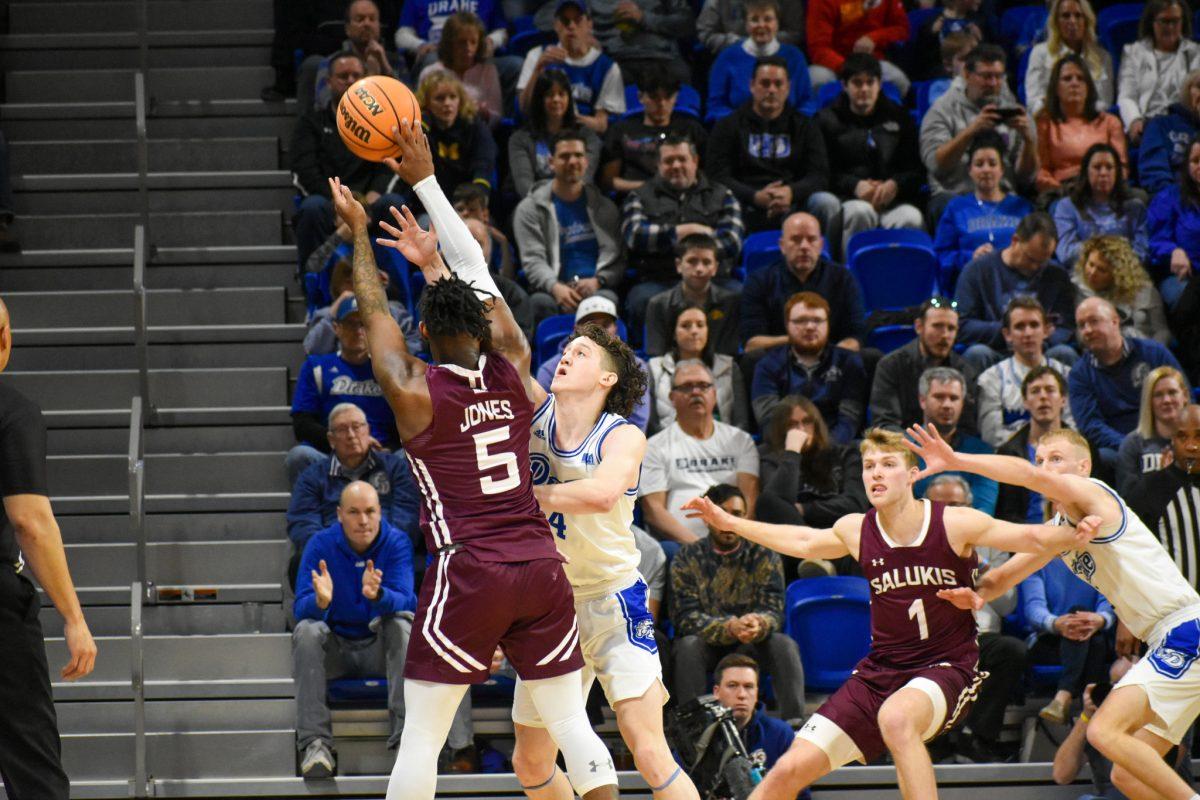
[419,273,493,350]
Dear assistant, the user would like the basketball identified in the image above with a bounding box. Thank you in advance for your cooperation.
[336,76,422,162]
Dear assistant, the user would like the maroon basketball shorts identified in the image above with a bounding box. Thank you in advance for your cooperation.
[404,547,585,684]
[797,654,986,767]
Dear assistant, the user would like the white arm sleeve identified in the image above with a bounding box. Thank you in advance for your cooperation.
[412,175,501,300]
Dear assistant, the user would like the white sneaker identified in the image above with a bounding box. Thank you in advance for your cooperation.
[300,740,335,778]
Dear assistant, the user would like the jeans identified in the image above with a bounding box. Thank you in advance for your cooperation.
[285,444,325,487]
[743,190,841,235]
[1029,629,1110,696]
[294,191,408,271]
[673,633,806,721]
[966,632,1028,744]
[962,343,1079,375]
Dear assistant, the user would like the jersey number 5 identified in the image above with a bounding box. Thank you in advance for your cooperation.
[473,426,520,495]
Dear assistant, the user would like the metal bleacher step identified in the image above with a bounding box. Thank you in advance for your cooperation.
[48,423,294,456]
[0,99,298,142]
[58,511,287,545]
[7,66,275,103]
[56,697,295,735]
[17,209,283,249]
[62,539,288,597]
[9,335,304,371]
[0,366,289,426]
[46,632,293,700]
[43,600,287,636]
[0,258,297,292]
[6,287,288,326]
[59,729,297,780]
[13,176,296,215]
[0,30,272,71]
[11,138,279,173]
[9,0,273,35]
[48,451,290,513]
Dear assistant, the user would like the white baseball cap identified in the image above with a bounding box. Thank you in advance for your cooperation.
[575,295,618,322]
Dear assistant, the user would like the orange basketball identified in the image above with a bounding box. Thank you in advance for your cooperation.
[336,76,422,162]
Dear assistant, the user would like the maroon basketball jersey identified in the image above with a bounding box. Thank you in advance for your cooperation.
[859,500,979,669]
[402,354,562,564]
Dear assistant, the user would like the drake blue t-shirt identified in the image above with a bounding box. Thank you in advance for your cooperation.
[553,194,598,282]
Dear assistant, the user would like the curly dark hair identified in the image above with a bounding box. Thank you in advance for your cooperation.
[573,322,647,419]
[419,273,492,349]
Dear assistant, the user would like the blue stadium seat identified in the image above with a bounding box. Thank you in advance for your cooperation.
[534,313,628,366]
[785,576,871,692]
[623,84,702,119]
[1097,4,1143,72]
[506,28,554,58]
[845,228,933,264]
[847,231,939,312]
[1000,5,1047,50]
[866,324,918,354]
[1016,45,1033,104]
[912,78,951,121]
[735,229,782,280]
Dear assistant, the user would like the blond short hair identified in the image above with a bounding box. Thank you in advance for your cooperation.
[860,427,918,469]
[1039,428,1091,458]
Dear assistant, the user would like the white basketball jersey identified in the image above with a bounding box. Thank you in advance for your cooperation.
[529,395,641,601]
[1054,479,1200,642]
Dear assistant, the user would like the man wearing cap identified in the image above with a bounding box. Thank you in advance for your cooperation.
[535,296,652,431]
[517,0,626,135]
[513,130,626,327]
[287,294,400,484]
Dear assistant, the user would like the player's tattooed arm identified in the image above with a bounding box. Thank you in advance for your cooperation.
[681,496,857,560]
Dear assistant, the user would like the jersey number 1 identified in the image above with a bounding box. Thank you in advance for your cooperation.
[473,426,520,495]
[908,598,930,641]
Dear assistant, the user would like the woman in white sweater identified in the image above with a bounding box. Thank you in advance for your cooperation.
[1117,0,1200,143]
[1025,0,1113,115]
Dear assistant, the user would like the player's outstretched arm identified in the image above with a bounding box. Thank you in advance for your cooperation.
[534,425,644,515]
[904,424,1120,528]
[329,178,427,390]
[938,550,1057,610]
[383,122,535,387]
[681,496,857,560]
[947,505,1106,555]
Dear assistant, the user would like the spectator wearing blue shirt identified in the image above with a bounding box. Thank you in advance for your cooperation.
[1137,69,1200,195]
[1147,135,1200,308]
[739,212,866,356]
[535,296,652,431]
[911,367,999,514]
[932,131,1033,293]
[711,653,811,800]
[1019,557,1115,726]
[513,131,625,327]
[516,0,626,135]
[395,0,509,72]
[287,403,421,582]
[706,0,812,123]
[751,292,867,444]
[288,296,399,484]
[953,211,1078,374]
[1070,296,1183,470]
[1052,143,1148,268]
[292,481,416,777]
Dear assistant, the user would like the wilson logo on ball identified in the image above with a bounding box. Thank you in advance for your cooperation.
[339,103,371,144]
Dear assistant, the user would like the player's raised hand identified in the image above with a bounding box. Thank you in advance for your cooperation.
[1073,514,1104,546]
[904,424,959,479]
[378,203,439,267]
[362,559,383,601]
[328,177,369,231]
[936,586,984,611]
[383,119,435,186]
[312,559,334,609]
[681,496,738,532]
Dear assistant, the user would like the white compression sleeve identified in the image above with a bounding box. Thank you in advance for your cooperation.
[412,175,501,301]
[524,670,617,796]
[386,679,470,800]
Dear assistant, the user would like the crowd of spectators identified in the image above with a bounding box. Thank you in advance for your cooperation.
[268,0,1200,779]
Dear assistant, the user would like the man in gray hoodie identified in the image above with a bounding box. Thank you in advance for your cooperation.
[919,43,1037,222]
[513,130,626,326]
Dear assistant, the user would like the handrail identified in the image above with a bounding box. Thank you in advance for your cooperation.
[130,581,151,797]
[132,226,154,420]
[134,72,150,237]
[128,396,148,600]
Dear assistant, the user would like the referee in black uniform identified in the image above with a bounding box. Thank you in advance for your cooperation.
[0,298,96,798]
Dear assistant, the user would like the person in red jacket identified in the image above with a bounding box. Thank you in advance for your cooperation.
[807,0,912,97]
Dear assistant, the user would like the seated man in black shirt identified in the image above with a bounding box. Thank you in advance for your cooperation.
[600,71,708,196]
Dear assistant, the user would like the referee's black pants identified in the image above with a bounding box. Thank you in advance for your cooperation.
[0,566,69,799]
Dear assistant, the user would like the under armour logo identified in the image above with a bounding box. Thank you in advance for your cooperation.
[589,759,613,772]
[872,558,885,567]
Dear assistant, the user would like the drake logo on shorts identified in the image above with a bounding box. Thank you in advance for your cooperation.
[1149,620,1200,680]
[616,582,658,654]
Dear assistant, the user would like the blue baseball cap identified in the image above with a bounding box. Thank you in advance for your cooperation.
[555,0,589,17]
[335,295,360,321]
